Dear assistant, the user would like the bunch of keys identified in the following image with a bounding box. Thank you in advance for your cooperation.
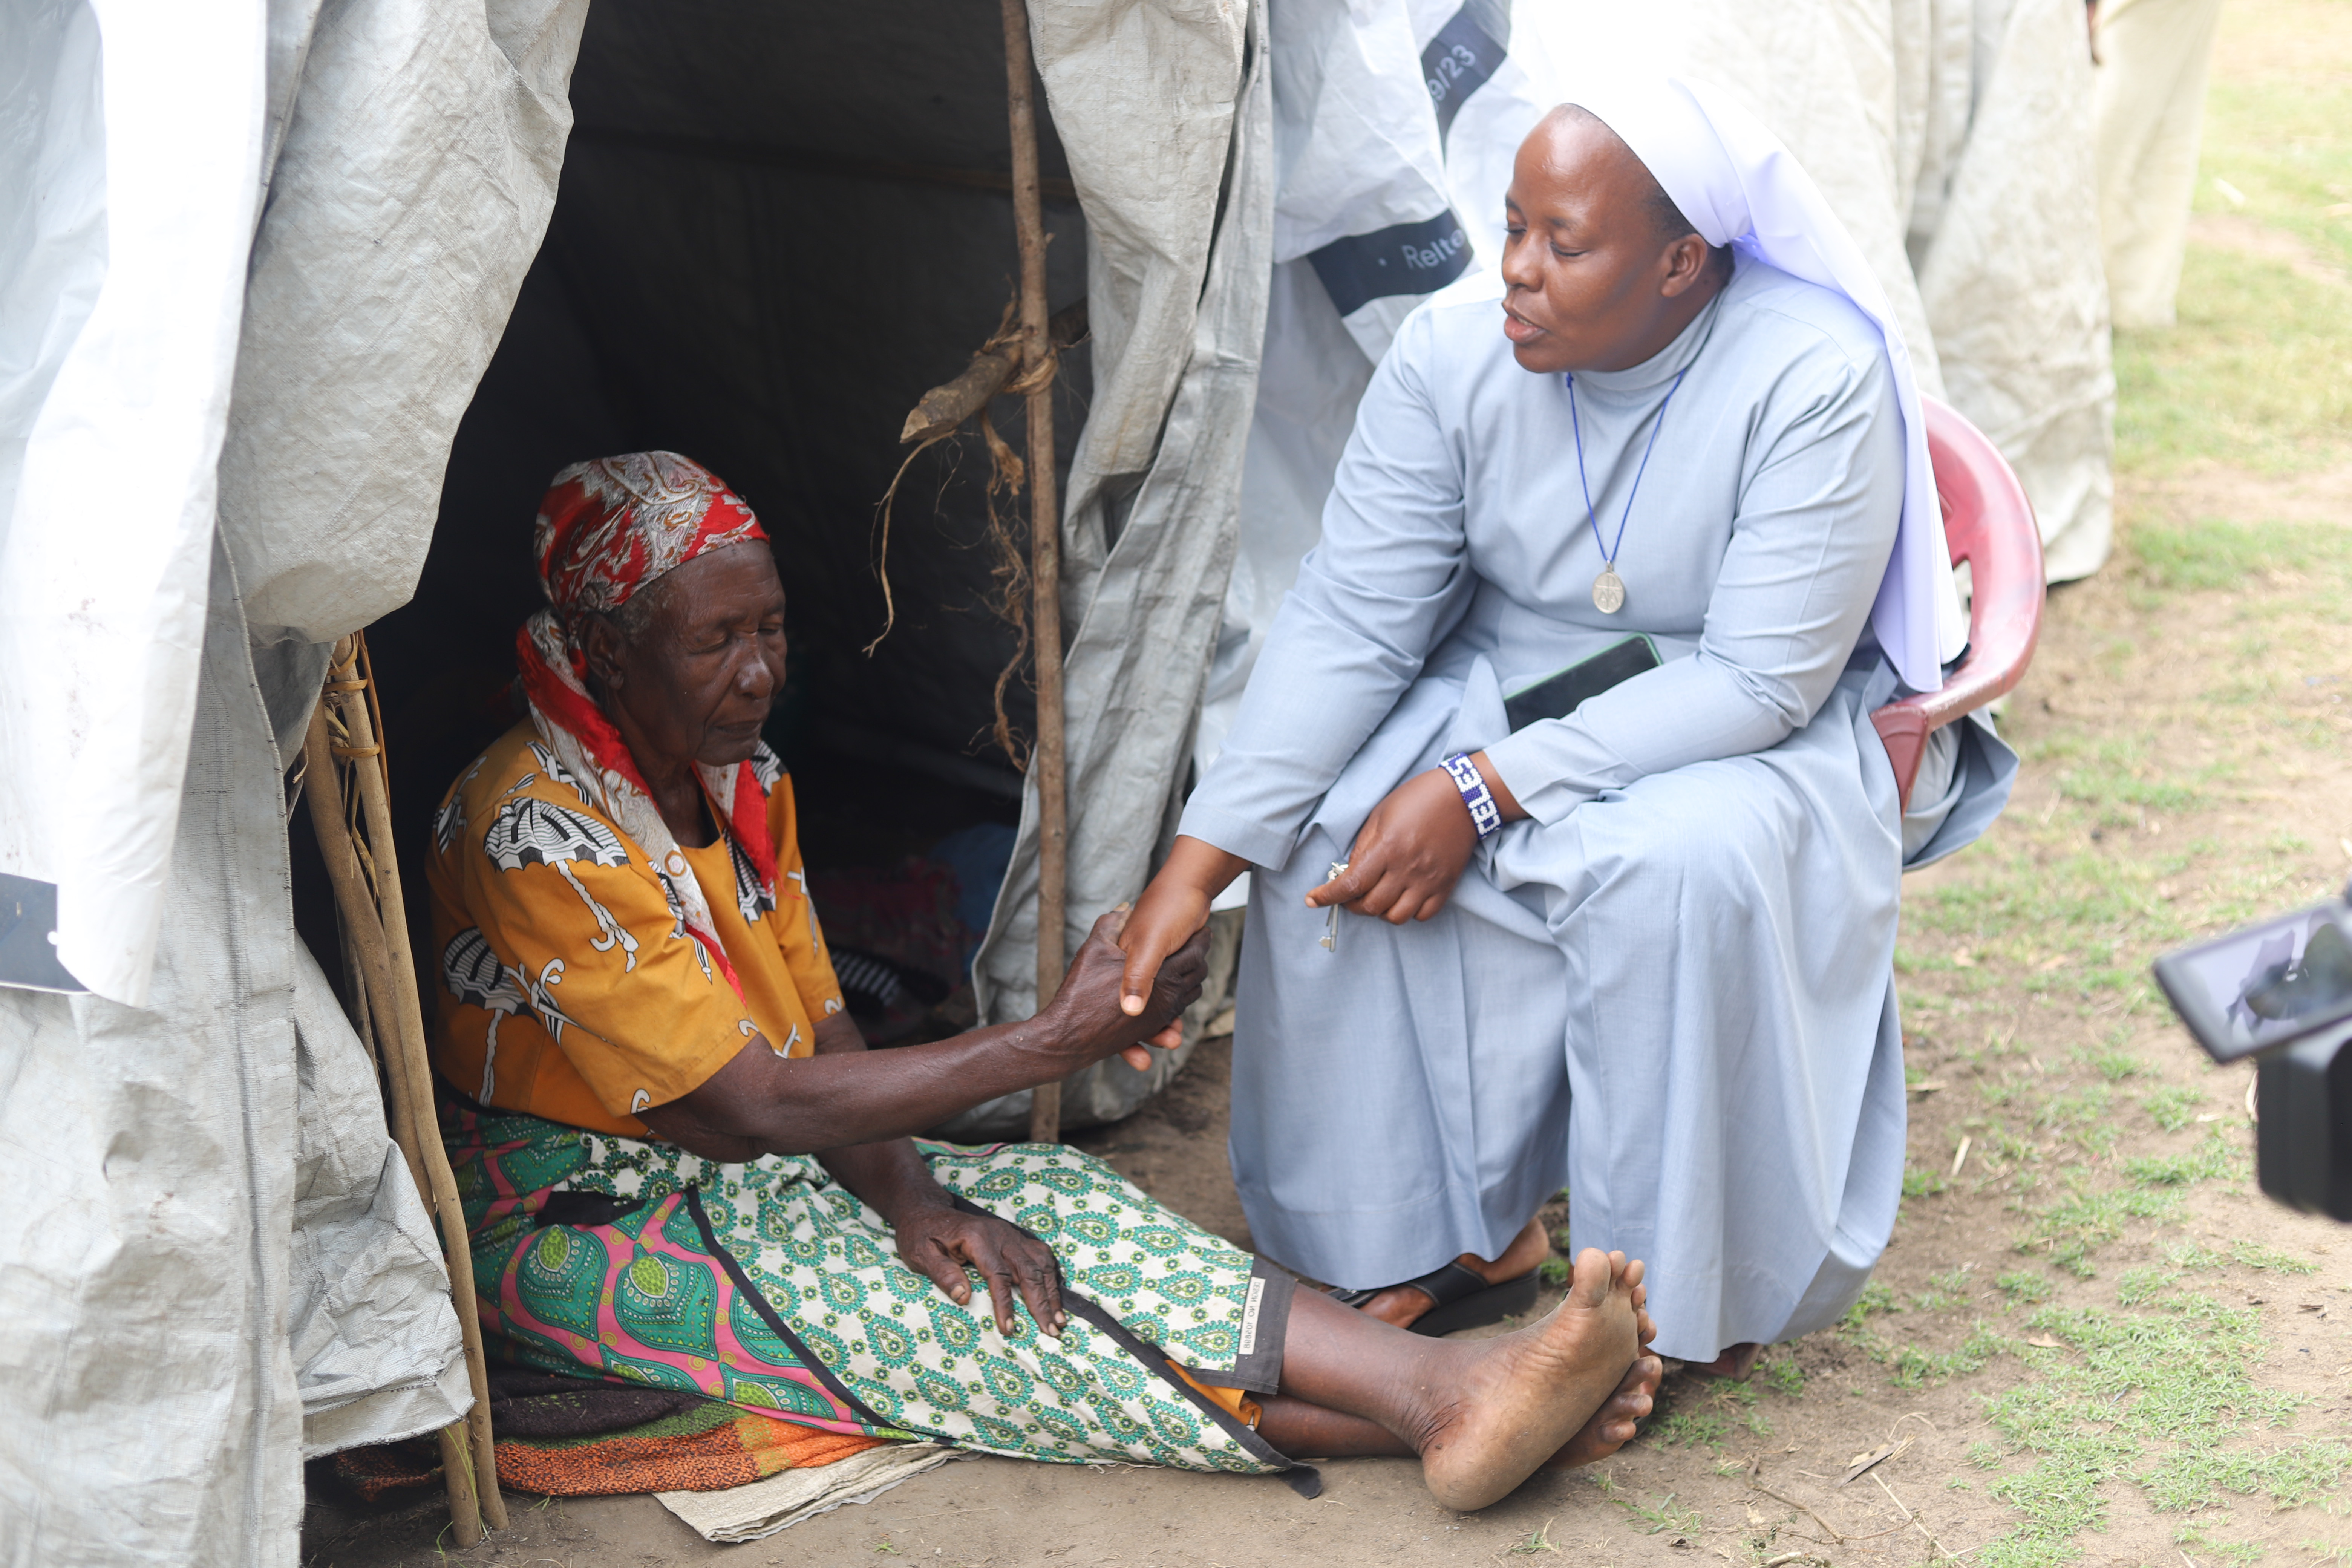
[1319,861,1348,951]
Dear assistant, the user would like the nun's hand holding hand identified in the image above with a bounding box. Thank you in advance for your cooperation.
[1049,909,1211,1072]
[1118,838,1249,1035]
[1310,752,1523,925]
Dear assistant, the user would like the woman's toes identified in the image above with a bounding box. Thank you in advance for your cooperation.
[1566,1246,1615,1308]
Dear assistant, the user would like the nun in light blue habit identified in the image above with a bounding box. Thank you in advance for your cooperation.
[1174,76,2016,1364]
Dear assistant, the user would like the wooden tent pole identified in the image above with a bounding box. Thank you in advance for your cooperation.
[300,706,481,1547]
[1002,0,1069,1144]
[318,636,509,1531]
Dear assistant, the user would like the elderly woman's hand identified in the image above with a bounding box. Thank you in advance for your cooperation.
[891,1197,1067,1338]
[1041,910,1212,1072]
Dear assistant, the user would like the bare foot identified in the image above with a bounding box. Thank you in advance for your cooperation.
[1543,1276,1662,1468]
[1543,1352,1664,1468]
[1357,1216,1551,1329]
[1414,1248,1643,1512]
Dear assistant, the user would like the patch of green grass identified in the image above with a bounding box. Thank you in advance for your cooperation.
[2117,1266,2182,1306]
[1840,1280,1900,1331]
[1647,1409,1729,1450]
[1904,843,2189,975]
[1505,1518,1562,1555]
[1694,1377,1773,1438]
[1537,1255,1571,1287]
[2231,1241,2319,1276]
[2163,1238,2321,1277]
[2130,517,2352,593]
[1611,1487,1703,1537]
[2142,1084,2207,1131]
[1758,1354,1805,1397]
[2199,51,2352,261]
[2015,1176,2181,1277]
[2037,1086,2121,1156]
[1904,1165,1949,1200]
[1996,1271,2056,1309]
[2141,1439,2351,1513]
[2092,1049,2150,1081]
[2053,737,2212,819]
[2175,1526,2266,1566]
[1888,1323,2007,1389]
[2114,244,2352,476]
[2124,1131,2243,1188]
[1973,1291,2323,1561]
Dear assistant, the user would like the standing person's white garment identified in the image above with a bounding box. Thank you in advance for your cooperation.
[1180,83,2017,1362]
[2094,0,2226,328]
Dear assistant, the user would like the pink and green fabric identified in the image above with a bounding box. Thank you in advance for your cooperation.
[446,1103,1300,1476]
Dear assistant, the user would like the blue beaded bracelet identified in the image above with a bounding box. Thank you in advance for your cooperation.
[1441,752,1502,841]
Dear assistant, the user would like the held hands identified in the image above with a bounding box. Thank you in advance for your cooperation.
[1309,750,1525,926]
[1043,909,1213,1073]
[1118,837,1250,1026]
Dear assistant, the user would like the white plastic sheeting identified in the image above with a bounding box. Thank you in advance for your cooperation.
[220,0,589,648]
[1914,0,2115,582]
[0,0,583,1561]
[0,0,268,1007]
[4,0,1291,1546]
[0,537,466,1565]
[288,946,471,1462]
[971,0,1276,1038]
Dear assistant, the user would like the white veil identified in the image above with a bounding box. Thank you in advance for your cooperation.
[1566,74,1969,692]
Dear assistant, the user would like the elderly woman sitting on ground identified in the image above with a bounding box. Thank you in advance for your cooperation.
[427,452,1663,1510]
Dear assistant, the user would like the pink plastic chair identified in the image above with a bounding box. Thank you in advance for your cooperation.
[1871,396,2045,809]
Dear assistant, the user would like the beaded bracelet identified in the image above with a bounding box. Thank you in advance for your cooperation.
[1441,752,1503,841]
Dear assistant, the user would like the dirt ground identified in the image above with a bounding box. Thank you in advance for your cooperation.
[300,4,2352,1563]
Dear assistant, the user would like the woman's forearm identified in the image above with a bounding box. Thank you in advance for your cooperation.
[807,1012,956,1220]
[643,915,1207,1159]
[679,1014,1098,1155]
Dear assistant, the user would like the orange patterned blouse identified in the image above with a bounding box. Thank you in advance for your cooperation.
[426,722,844,1136]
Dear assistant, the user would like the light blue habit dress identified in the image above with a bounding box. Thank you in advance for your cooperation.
[1179,256,2016,1363]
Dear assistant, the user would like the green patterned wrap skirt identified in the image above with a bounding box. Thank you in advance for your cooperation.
[445,1103,1312,1487]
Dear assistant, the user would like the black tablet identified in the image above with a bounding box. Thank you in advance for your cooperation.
[2153,902,2352,1064]
[1503,635,1662,733]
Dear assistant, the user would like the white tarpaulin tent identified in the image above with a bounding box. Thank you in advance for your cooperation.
[2,1,1268,1558]
[0,0,2107,1561]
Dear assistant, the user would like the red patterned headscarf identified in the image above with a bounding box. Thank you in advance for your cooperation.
[513,452,777,994]
[533,452,766,619]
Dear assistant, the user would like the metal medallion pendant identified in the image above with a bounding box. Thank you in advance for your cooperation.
[1592,569,1626,614]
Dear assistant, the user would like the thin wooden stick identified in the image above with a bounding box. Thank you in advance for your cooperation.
[1002,0,1069,1143]
[301,708,478,1546]
[302,716,429,1213]
[322,635,508,1531]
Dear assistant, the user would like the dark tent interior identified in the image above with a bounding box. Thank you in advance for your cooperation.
[317,0,1096,1035]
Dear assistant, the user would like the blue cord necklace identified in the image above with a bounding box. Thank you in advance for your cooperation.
[1568,364,1690,614]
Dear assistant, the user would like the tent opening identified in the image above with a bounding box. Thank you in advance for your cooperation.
[352,0,1092,1038]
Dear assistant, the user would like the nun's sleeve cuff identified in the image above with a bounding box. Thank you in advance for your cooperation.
[1480,728,1598,828]
[1174,801,1293,873]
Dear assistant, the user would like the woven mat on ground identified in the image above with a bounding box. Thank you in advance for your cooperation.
[332,1388,890,1501]
[657,1442,963,1542]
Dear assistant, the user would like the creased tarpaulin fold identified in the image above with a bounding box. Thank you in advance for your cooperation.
[0,1,586,1563]
[970,0,1276,1076]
